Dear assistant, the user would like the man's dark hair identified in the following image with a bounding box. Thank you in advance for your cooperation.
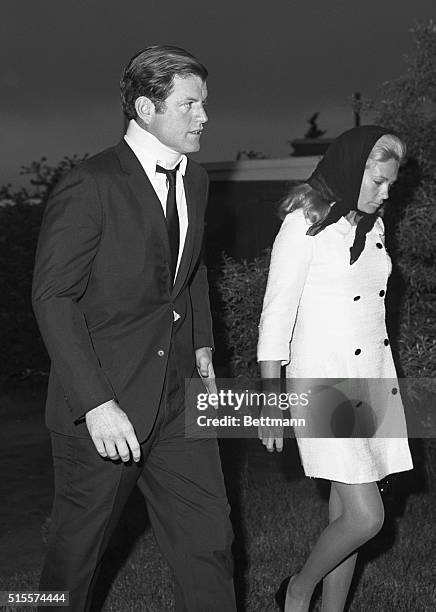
[120,45,208,119]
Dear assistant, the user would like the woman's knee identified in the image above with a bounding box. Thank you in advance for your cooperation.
[358,504,385,538]
[337,483,385,539]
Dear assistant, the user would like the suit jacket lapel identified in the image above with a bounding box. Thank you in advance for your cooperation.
[172,162,198,296]
[115,140,171,263]
[115,140,199,297]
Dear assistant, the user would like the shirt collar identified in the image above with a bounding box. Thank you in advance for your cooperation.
[335,213,383,236]
[124,119,187,176]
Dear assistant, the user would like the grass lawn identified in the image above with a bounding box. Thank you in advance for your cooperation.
[0,439,434,611]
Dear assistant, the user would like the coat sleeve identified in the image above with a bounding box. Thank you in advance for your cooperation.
[32,167,115,420]
[257,210,314,364]
[189,174,214,350]
[190,255,214,350]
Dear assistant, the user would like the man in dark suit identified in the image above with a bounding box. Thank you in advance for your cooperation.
[32,45,236,611]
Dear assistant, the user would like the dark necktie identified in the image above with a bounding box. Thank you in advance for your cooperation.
[156,164,180,282]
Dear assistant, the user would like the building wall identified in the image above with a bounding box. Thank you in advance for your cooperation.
[205,179,296,265]
[203,156,319,264]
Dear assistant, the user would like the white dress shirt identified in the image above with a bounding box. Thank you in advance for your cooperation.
[124,119,188,280]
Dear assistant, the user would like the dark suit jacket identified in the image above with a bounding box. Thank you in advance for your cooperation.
[32,140,214,439]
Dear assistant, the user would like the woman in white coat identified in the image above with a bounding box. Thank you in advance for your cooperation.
[257,126,413,612]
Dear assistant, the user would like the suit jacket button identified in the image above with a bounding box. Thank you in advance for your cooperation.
[157,350,165,357]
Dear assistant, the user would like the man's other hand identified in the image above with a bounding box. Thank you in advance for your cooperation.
[85,399,141,462]
[195,347,217,395]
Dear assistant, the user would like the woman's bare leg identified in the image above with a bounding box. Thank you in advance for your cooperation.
[320,483,357,612]
[285,481,384,612]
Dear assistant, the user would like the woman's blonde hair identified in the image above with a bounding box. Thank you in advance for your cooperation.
[366,133,406,167]
[278,133,407,222]
[278,183,331,223]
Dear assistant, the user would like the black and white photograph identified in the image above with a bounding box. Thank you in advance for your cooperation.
[1,1,435,610]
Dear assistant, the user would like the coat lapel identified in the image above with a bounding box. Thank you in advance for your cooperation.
[172,162,199,296]
[115,140,200,297]
[114,140,171,263]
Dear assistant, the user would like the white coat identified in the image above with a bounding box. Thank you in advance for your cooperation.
[258,209,413,483]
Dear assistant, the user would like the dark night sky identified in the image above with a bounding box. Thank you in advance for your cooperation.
[1,0,434,186]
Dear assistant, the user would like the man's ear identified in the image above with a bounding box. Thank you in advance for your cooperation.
[135,96,155,126]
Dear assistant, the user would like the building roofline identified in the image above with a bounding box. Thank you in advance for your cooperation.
[202,156,320,182]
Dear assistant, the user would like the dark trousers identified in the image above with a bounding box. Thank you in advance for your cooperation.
[38,352,236,611]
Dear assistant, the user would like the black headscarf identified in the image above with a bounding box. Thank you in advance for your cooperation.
[306,125,389,264]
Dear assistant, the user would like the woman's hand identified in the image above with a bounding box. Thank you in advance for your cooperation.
[258,360,286,453]
[258,401,285,452]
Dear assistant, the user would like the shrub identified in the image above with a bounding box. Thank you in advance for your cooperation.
[0,156,86,385]
[364,20,436,180]
[215,254,269,378]
[0,199,47,382]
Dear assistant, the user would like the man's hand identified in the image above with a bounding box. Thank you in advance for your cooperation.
[258,402,286,453]
[195,347,217,395]
[85,399,141,462]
